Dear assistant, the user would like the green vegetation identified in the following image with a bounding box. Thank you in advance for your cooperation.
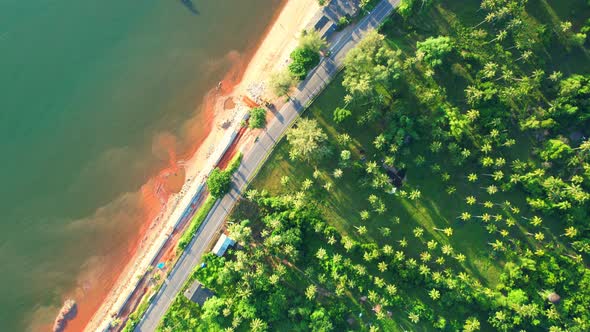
[333,106,352,123]
[286,118,330,162]
[207,154,242,199]
[207,168,233,198]
[337,15,351,30]
[271,30,327,96]
[177,195,217,251]
[179,154,243,250]
[249,107,267,129]
[416,36,453,67]
[122,291,154,332]
[269,70,296,97]
[289,30,327,80]
[159,0,590,331]
[289,46,321,80]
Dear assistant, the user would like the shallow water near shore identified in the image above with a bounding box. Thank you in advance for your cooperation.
[0,0,282,330]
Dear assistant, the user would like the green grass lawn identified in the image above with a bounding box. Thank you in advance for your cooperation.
[244,2,589,329]
[177,0,590,330]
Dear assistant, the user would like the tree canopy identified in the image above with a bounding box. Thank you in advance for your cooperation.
[416,36,453,67]
[286,118,329,162]
[207,167,232,198]
[249,107,267,129]
[269,69,296,97]
[343,30,402,99]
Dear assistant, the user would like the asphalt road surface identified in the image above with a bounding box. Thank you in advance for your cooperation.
[134,1,399,330]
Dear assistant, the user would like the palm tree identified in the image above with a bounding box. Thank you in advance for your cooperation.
[487,30,507,44]
[305,284,317,300]
[434,227,454,237]
[427,240,438,250]
[386,283,398,295]
[486,185,498,195]
[489,239,505,252]
[409,189,422,200]
[441,244,454,256]
[563,226,578,238]
[408,312,420,324]
[413,227,424,238]
[463,317,480,332]
[355,225,367,235]
[250,318,268,332]
[429,288,441,300]
[480,142,492,154]
[459,212,472,221]
[455,253,466,263]
[399,237,408,248]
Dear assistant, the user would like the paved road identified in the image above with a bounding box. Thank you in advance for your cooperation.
[134,1,399,330]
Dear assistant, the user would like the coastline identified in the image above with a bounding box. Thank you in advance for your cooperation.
[81,0,320,331]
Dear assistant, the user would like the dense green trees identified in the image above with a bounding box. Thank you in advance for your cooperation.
[343,30,402,100]
[249,107,267,129]
[207,167,232,198]
[269,69,296,97]
[286,118,330,162]
[289,30,326,80]
[289,47,320,80]
[416,36,453,67]
[333,107,352,123]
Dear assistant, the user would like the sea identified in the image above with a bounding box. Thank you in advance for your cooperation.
[0,0,283,330]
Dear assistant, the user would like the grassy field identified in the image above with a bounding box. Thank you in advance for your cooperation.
[243,0,589,329]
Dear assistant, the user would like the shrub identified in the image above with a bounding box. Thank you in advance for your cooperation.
[289,47,320,80]
[177,196,216,250]
[249,107,266,129]
[207,168,231,198]
[333,107,352,123]
[269,69,295,97]
[337,16,351,30]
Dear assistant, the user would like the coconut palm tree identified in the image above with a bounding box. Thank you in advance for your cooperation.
[441,244,454,256]
[429,288,441,300]
[434,227,454,237]
[563,226,578,238]
[463,317,480,332]
[250,318,268,332]
[459,212,472,221]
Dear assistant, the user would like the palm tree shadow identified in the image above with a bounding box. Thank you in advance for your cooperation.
[180,0,199,15]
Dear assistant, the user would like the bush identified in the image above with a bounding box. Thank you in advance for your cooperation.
[207,168,232,198]
[249,107,266,129]
[337,16,351,30]
[333,107,352,123]
[289,47,320,80]
[177,196,216,250]
[269,69,295,97]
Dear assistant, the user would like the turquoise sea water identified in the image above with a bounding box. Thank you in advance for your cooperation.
[0,0,282,329]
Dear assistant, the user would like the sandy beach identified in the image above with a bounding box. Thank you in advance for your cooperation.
[82,0,320,331]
